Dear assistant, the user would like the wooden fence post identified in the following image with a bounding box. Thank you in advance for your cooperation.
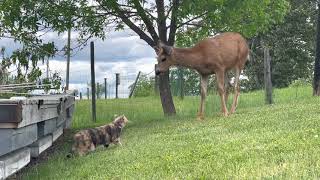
[80,92,82,100]
[108,84,111,99]
[264,47,273,104]
[87,87,89,100]
[129,71,141,98]
[116,73,120,99]
[104,78,107,99]
[90,42,96,122]
[178,67,184,99]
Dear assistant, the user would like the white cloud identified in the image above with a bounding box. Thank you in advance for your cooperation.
[1,27,158,98]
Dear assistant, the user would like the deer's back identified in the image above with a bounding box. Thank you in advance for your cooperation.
[192,32,249,73]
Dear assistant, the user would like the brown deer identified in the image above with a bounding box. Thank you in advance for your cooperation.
[155,32,249,119]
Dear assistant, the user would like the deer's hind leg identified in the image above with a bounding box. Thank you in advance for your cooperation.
[230,68,241,114]
[216,71,228,117]
[224,71,232,104]
[197,75,209,120]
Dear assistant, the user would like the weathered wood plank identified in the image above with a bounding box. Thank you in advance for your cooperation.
[0,124,37,157]
[0,92,76,129]
[0,148,30,180]
[18,103,59,129]
[0,90,76,178]
[64,105,75,129]
[0,161,4,179]
[37,118,57,138]
[30,135,52,158]
[52,126,63,142]
[0,102,22,123]
[64,96,75,109]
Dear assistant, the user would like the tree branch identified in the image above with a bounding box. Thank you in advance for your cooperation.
[132,0,159,42]
[165,5,174,19]
[168,0,180,45]
[175,12,208,29]
[97,0,155,47]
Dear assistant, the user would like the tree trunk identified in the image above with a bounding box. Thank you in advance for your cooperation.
[264,47,273,104]
[313,2,320,96]
[155,0,177,115]
[158,71,176,115]
[157,40,176,116]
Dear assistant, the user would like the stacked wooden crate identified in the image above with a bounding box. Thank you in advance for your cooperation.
[0,91,76,179]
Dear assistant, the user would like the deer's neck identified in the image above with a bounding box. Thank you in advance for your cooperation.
[172,47,199,68]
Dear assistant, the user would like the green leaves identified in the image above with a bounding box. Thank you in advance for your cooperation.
[0,0,106,84]
[178,0,289,39]
[246,0,316,89]
[130,74,156,97]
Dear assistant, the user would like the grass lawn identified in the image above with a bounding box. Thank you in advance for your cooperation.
[21,86,320,179]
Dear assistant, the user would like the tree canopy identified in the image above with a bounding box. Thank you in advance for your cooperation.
[0,0,290,114]
[245,0,316,90]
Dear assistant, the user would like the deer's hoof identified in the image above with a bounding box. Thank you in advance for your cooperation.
[197,114,205,121]
[230,106,236,114]
[222,112,228,117]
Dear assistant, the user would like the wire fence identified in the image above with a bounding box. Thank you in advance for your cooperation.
[77,70,154,100]
[0,64,316,128]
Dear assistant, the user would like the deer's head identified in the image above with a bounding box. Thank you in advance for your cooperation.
[154,42,174,75]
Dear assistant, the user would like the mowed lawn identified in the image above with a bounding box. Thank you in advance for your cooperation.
[22,86,320,179]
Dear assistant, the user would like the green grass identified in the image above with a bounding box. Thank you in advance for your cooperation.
[22,86,320,179]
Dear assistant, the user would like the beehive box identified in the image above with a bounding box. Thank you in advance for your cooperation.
[0,91,76,179]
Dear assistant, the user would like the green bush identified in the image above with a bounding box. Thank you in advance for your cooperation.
[289,78,311,88]
[130,75,155,97]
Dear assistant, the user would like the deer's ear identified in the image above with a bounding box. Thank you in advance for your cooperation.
[162,45,172,55]
[158,41,166,47]
[158,41,172,55]
[153,46,161,55]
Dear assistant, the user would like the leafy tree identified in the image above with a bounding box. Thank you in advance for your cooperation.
[96,83,104,99]
[170,68,200,96]
[129,74,155,97]
[245,0,317,90]
[0,65,9,85]
[42,72,63,93]
[86,82,105,99]
[1,0,289,115]
[0,0,106,84]
[84,0,288,114]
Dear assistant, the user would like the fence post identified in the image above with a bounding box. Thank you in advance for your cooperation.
[90,41,96,122]
[108,84,111,99]
[264,47,273,104]
[154,65,159,94]
[129,71,141,98]
[87,87,89,100]
[80,92,82,100]
[116,73,120,99]
[178,67,184,99]
[104,78,107,99]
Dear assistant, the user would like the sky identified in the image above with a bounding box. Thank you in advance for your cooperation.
[0,28,157,98]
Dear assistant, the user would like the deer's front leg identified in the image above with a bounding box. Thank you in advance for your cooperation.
[197,75,209,120]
